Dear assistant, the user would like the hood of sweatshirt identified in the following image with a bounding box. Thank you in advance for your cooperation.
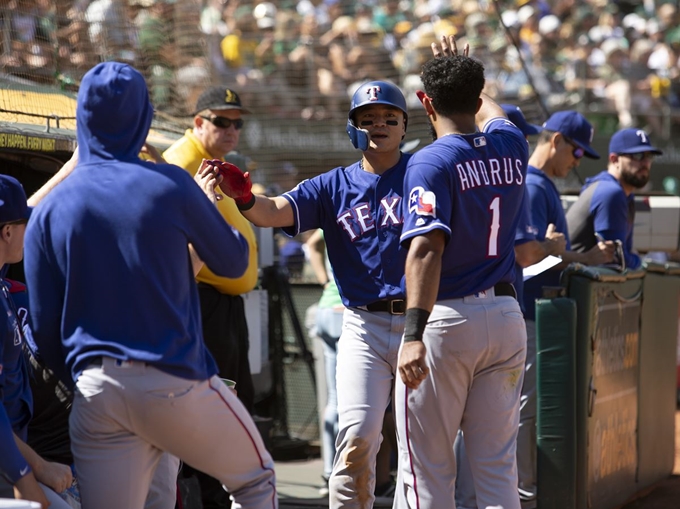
[76,62,153,163]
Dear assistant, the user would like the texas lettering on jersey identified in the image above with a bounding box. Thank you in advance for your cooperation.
[456,156,525,192]
[336,196,402,241]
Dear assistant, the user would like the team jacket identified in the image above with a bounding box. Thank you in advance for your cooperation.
[566,171,641,270]
[24,62,249,386]
[163,130,259,295]
[0,278,32,484]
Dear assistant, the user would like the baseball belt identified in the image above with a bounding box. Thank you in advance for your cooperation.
[362,282,517,315]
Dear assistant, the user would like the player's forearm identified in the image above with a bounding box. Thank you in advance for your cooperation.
[559,249,599,266]
[188,244,204,276]
[27,150,78,207]
[13,472,48,509]
[13,433,44,475]
[404,231,446,312]
[305,232,328,285]
[514,240,546,268]
[475,92,506,131]
[14,433,72,493]
[241,195,294,228]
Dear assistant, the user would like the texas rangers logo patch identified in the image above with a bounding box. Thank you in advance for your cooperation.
[409,186,436,217]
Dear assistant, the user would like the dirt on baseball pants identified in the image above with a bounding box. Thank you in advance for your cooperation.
[70,358,277,509]
[454,319,537,507]
[393,292,526,509]
[329,307,404,509]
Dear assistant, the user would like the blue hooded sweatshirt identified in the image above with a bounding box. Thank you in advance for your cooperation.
[24,62,249,385]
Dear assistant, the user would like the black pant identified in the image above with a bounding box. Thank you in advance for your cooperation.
[182,285,255,509]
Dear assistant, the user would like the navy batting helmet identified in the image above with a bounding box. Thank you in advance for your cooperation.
[347,81,408,151]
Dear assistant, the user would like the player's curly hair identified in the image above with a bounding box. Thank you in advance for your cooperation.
[421,56,485,116]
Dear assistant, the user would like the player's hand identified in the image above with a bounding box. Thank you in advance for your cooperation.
[195,159,224,204]
[14,471,50,509]
[209,160,255,208]
[398,341,430,390]
[140,142,166,164]
[587,240,616,265]
[544,223,566,256]
[34,459,73,494]
[431,35,469,59]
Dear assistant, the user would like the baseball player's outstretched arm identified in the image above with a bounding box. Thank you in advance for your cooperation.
[27,148,78,207]
[240,195,294,228]
[211,159,295,227]
[429,36,506,130]
[476,92,506,131]
[399,230,446,389]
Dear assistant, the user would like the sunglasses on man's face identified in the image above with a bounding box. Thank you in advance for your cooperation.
[621,152,656,162]
[563,137,585,159]
[201,116,244,130]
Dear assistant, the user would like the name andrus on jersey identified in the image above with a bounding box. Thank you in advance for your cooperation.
[457,156,524,192]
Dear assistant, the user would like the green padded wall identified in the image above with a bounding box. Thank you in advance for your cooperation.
[536,297,578,509]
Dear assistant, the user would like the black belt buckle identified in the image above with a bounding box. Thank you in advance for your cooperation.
[389,299,405,315]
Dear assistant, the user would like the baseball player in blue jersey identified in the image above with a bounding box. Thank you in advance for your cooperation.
[0,175,73,509]
[395,37,529,509]
[216,80,410,508]
[454,104,566,509]
[567,128,662,271]
[23,62,276,509]
[519,110,614,504]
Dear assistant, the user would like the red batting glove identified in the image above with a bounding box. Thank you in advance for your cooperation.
[209,160,256,210]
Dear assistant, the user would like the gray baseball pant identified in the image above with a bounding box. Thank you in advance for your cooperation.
[455,319,537,507]
[70,357,277,509]
[393,292,526,509]
[329,307,404,509]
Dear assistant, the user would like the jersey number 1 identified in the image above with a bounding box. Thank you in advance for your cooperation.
[488,196,500,257]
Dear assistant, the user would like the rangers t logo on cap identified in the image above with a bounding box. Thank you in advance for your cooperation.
[366,86,381,101]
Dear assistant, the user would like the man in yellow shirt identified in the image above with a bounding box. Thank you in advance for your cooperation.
[163,87,259,509]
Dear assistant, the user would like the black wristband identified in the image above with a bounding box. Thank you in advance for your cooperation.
[237,194,256,211]
[403,307,430,343]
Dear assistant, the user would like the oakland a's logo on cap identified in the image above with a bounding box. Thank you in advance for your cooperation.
[225,89,236,104]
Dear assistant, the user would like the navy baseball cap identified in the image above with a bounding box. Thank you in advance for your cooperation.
[609,128,663,156]
[0,175,31,224]
[542,110,600,159]
[502,104,542,136]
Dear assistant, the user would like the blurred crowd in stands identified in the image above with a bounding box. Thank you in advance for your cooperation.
[1,0,680,136]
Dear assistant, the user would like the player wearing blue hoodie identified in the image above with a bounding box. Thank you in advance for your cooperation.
[24,62,277,509]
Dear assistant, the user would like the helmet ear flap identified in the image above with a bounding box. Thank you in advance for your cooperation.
[346,120,370,151]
